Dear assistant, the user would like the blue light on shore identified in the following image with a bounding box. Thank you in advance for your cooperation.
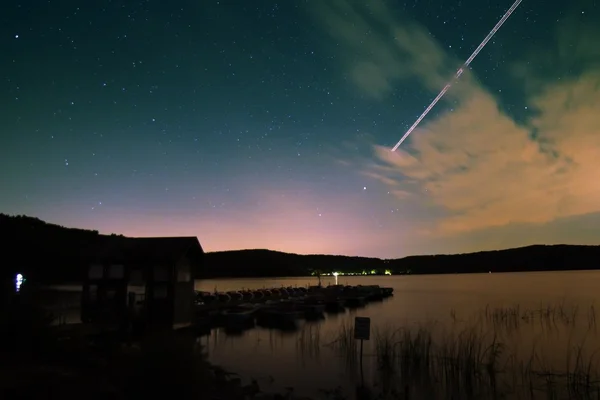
[15,273,23,292]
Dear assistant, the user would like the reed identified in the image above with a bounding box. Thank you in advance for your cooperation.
[328,304,600,399]
[480,301,596,332]
[326,321,357,362]
[297,323,322,358]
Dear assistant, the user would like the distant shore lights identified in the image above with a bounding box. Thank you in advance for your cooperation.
[333,271,339,284]
[316,270,394,277]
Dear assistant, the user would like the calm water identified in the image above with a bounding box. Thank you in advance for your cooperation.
[195,271,600,399]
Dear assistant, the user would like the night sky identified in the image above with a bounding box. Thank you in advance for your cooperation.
[2,0,599,258]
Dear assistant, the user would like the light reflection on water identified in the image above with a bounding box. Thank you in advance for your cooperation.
[196,271,600,399]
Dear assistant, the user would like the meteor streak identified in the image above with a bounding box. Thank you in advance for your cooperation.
[391,0,523,152]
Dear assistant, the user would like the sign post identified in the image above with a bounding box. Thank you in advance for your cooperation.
[354,316,371,341]
[354,316,371,383]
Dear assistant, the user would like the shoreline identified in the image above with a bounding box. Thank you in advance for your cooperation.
[31,267,600,289]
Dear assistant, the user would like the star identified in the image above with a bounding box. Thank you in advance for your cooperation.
[1,0,596,261]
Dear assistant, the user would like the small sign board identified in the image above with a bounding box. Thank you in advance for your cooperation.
[354,316,371,340]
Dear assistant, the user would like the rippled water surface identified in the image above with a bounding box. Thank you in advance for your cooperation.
[195,272,600,399]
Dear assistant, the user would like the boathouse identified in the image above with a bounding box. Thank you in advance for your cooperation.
[80,236,203,331]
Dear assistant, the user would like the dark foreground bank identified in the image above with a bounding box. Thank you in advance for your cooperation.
[6,286,600,400]
[0,292,326,400]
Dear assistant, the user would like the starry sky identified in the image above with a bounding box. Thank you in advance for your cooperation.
[2,0,599,258]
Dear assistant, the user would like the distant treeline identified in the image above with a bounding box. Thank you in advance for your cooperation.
[2,213,600,285]
[1,214,122,284]
[202,250,384,278]
[203,245,600,277]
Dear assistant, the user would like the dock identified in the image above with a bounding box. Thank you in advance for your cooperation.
[193,284,393,333]
[30,283,393,340]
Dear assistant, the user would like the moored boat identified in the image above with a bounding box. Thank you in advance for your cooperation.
[324,299,345,313]
[240,291,254,301]
[263,308,303,324]
[227,291,244,301]
[217,293,231,303]
[257,302,303,323]
[342,296,366,308]
[195,291,217,306]
[251,290,264,300]
[222,304,258,325]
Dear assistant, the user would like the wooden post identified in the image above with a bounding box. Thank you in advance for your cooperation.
[354,317,370,387]
[359,338,364,385]
[360,339,364,365]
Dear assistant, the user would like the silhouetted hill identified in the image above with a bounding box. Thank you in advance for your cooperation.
[387,244,600,274]
[1,214,122,284]
[202,249,384,278]
[203,244,600,277]
[2,214,600,284]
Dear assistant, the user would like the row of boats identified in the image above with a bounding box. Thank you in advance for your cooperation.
[195,286,311,305]
[194,284,394,331]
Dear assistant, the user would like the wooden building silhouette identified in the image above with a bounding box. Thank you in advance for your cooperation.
[81,236,203,331]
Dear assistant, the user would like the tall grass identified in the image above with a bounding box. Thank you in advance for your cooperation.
[297,323,322,359]
[368,326,503,398]
[323,302,600,399]
[481,302,598,333]
[327,320,357,359]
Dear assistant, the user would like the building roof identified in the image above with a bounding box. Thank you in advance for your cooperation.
[89,236,204,266]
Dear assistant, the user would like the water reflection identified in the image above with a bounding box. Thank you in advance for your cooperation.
[197,272,600,399]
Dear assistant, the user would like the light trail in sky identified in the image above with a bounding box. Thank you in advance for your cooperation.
[391,0,524,152]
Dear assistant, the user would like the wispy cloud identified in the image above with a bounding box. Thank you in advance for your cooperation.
[309,0,455,99]
[312,0,600,237]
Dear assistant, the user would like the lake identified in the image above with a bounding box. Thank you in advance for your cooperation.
[195,271,600,399]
